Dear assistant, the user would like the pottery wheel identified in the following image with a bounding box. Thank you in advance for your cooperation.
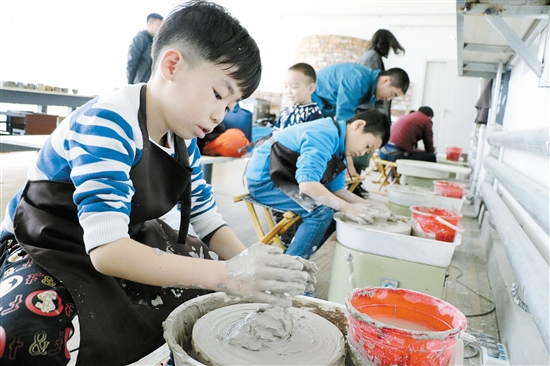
[191,303,345,365]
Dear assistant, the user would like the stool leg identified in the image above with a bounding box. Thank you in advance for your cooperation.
[245,201,266,242]
[263,207,276,230]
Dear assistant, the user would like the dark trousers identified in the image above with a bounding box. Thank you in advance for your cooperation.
[0,236,76,365]
[379,144,436,163]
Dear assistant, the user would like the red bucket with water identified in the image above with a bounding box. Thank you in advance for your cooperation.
[433,180,466,199]
[410,206,463,242]
[346,287,467,366]
[446,147,462,161]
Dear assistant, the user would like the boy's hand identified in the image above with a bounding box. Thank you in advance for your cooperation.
[339,203,374,225]
[218,243,317,307]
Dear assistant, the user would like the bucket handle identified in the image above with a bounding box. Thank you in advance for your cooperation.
[435,216,465,233]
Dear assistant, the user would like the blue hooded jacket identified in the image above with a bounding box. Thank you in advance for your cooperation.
[311,64,380,122]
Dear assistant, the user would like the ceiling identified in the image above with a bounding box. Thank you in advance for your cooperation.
[457,0,550,79]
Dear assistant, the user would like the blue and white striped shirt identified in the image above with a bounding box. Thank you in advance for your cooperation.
[1,84,225,253]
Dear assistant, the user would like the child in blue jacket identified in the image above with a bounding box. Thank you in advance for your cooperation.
[245,109,391,259]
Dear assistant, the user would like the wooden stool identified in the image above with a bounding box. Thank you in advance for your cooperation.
[346,176,361,192]
[234,177,361,248]
[233,194,301,249]
[371,154,401,191]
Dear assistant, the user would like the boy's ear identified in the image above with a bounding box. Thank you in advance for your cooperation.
[353,119,367,131]
[308,82,316,94]
[159,49,186,81]
[377,75,392,87]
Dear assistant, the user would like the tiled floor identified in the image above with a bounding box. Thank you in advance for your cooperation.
[0,150,497,365]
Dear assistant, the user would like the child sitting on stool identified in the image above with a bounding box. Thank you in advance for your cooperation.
[245,109,391,259]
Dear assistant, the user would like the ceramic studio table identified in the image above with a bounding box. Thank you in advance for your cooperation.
[0,134,237,184]
[396,160,471,187]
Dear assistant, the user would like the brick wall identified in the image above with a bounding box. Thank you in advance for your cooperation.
[293,35,371,70]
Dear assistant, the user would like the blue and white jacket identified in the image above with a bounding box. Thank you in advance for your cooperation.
[1,84,225,253]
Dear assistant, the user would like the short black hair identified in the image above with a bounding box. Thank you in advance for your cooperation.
[347,109,391,147]
[418,106,434,118]
[288,62,317,83]
[380,68,410,95]
[151,1,261,99]
[147,13,163,22]
[370,29,405,58]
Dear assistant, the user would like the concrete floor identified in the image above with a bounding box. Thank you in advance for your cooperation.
[0,150,498,365]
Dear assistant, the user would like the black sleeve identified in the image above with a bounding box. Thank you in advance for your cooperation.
[126,33,148,84]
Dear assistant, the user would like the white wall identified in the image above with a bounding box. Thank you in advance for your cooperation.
[1,0,459,112]
[2,0,485,153]
[0,0,176,95]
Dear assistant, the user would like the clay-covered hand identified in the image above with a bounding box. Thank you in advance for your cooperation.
[290,255,319,293]
[339,203,374,225]
[218,243,316,307]
[355,202,400,223]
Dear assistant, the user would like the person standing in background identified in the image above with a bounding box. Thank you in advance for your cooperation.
[126,13,164,84]
[351,29,406,192]
[357,29,405,72]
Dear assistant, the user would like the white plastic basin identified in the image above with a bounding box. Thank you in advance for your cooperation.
[335,217,461,268]
[388,185,464,212]
[397,160,471,180]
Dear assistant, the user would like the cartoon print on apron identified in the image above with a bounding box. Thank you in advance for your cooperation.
[269,119,346,212]
[12,85,215,365]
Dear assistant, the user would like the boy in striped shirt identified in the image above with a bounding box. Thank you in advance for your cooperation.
[0,2,314,365]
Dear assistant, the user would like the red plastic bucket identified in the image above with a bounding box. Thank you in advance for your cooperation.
[346,287,467,366]
[446,147,462,161]
[410,206,463,242]
[433,180,466,199]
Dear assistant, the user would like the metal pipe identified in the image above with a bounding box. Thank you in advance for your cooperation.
[489,62,503,126]
[473,124,487,182]
[475,63,503,197]
[480,181,550,351]
[483,156,550,236]
[488,128,550,156]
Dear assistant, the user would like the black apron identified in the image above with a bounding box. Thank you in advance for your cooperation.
[269,119,346,212]
[13,86,213,365]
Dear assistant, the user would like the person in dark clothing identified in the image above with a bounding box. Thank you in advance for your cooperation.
[379,106,437,162]
[127,13,164,84]
[358,29,405,72]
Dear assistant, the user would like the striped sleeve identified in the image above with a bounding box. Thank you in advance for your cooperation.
[66,100,143,251]
[185,139,227,239]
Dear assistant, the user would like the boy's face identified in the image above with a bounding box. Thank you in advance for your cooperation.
[345,119,383,158]
[375,76,403,101]
[157,50,243,140]
[283,70,315,105]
